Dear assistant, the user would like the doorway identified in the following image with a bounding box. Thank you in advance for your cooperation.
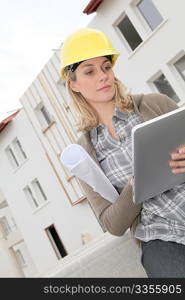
[45,224,67,259]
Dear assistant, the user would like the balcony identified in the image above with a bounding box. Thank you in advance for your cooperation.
[41,231,147,278]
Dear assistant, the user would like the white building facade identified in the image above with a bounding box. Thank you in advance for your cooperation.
[86,0,185,106]
[0,188,36,277]
[0,105,103,276]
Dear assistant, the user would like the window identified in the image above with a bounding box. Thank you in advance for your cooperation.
[13,138,27,162]
[35,103,53,130]
[174,55,185,81]
[152,74,180,103]
[136,0,163,30]
[41,106,52,125]
[0,216,12,237]
[15,249,26,268]
[24,186,39,208]
[45,225,67,259]
[32,179,47,203]
[5,138,27,169]
[117,15,143,50]
[24,179,47,209]
[5,146,19,168]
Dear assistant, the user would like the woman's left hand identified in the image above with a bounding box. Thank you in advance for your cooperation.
[169,144,185,174]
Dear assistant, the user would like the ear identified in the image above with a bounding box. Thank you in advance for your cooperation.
[69,80,80,93]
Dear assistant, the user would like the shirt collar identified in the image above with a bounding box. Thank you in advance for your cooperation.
[90,106,128,143]
[112,106,128,121]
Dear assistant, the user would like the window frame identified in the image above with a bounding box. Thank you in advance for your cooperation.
[131,0,164,33]
[174,55,185,82]
[0,216,12,237]
[35,102,54,130]
[5,137,27,170]
[23,179,48,210]
[166,51,185,106]
[114,11,143,53]
[15,249,27,268]
[12,138,27,162]
[5,145,19,169]
[147,70,181,104]
[23,185,39,209]
[31,179,47,204]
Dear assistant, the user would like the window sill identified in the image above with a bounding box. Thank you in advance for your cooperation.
[32,200,51,214]
[128,19,168,59]
[13,158,29,173]
[71,196,87,206]
[66,175,75,182]
[42,120,56,133]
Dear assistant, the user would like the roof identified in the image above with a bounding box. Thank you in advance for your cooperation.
[0,110,20,133]
[83,0,104,14]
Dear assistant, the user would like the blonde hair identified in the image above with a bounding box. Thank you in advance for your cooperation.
[66,71,134,132]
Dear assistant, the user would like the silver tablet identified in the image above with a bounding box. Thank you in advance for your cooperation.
[132,105,185,204]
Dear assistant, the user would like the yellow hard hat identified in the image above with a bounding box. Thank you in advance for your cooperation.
[60,28,119,80]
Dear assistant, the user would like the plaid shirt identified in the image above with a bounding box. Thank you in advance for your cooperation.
[90,107,185,244]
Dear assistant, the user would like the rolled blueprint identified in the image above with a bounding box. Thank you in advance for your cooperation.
[60,144,119,203]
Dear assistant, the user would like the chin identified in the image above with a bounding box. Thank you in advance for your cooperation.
[102,94,115,102]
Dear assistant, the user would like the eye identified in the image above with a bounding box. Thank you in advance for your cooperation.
[103,64,112,71]
[85,70,93,75]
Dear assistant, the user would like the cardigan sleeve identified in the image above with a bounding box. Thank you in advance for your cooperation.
[140,93,179,118]
[159,94,179,112]
[78,176,141,236]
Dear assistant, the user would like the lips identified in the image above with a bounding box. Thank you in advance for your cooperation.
[97,85,111,91]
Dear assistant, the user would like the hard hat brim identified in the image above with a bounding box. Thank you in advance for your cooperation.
[60,51,119,80]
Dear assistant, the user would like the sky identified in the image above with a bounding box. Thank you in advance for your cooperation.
[0,0,94,121]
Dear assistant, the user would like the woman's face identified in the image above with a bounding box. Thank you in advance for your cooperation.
[69,56,115,105]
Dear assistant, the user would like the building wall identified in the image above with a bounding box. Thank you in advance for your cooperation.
[12,240,38,277]
[88,0,185,105]
[0,232,23,278]
[0,108,102,275]
[0,189,35,277]
[0,191,23,277]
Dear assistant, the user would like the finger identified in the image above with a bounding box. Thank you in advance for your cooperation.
[179,149,185,154]
[170,153,185,160]
[177,145,185,153]
[171,167,185,174]
[169,160,185,167]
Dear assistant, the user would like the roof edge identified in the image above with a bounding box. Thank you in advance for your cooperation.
[83,0,104,15]
[0,109,21,133]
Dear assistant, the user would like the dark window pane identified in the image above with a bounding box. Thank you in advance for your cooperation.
[174,55,185,81]
[153,74,180,103]
[118,15,142,50]
[41,106,52,125]
[137,0,163,30]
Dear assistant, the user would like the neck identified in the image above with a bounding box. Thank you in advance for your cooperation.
[91,100,116,127]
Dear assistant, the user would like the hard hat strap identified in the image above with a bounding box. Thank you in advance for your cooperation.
[67,55,112,74]
[67,61,83,72]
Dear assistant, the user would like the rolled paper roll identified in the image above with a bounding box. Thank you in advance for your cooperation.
[60,144,119,203]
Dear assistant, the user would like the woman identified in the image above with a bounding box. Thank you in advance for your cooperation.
[60,28,185,277]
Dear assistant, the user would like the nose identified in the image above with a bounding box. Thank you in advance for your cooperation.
[98,67,108,81]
